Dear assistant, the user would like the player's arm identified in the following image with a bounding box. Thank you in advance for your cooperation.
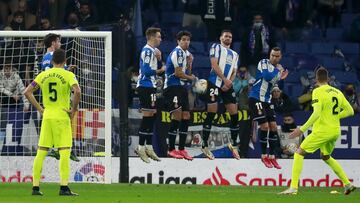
[229,55,239,82]
[261,60,281,82]
[299,89,322,132]
[69,84,81,119]
[24,81,43,115]
[339,93,354,119]
[186,50,193,74]
[173,50,195,81]
[141,50,163,76]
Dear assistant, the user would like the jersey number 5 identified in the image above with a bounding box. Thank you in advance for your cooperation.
[332,97,339,115]
[49,82,57,102]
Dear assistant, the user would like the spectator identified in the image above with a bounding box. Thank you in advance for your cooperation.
[0,0,18,26]
[29,16,55,30]
[297,85,313,111]
[233,66,255,158]
[9,11,25,30]
[78,1,97,27]
[271,85,295,114]
[278,113,300,158]
[343,83,360,113]
[317,0,344,32]
[240,14,276,77]
[64,11,79,29]
[7,0,35,29]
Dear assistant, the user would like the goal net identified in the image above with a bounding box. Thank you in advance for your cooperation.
[0,31,112,183]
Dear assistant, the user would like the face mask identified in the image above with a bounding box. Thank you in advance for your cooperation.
[281,122,297,133]
[239,71,246,78]
[254,22,263,28]
[345,89,354,95]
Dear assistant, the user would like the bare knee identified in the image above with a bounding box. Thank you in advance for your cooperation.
[296,147,307,156]
[259,122,269,131]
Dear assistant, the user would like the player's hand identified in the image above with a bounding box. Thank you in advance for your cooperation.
[277,64,284,72]
[187,54,194,66]
[154,48,162,61]
[38,107,44,116]
[64,108,77,119]
[23,106,30,112]
[224,78,232,89]
[69,65,77,72]
[188,74,196,81]
[289,128,303,139]
[221,85,230,92]
[156,66,165,74]
[280,69,289,80]
[12,95,19,102]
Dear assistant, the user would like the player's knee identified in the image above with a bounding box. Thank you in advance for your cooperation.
[259,123,269,131]
[321,154,330,161]
[182,112,190,120]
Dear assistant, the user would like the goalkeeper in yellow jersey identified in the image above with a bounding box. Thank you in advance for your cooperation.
[279,67,356,195]
[25,49,81,196]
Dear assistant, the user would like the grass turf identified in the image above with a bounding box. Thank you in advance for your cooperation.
[0,183,358,203]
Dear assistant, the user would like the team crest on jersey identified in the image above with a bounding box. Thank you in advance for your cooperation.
[144,56,150,63]
[226,55,233,63]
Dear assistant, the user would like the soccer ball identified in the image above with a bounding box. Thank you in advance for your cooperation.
[286,143,298,154]
[192,79,208,94]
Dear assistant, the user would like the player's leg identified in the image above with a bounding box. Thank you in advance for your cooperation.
[320,138,355,195]
[249,98,271,167]
[56,119,78,196]
[177,87,193,160]
[224,88,240,159]
[201,83,218,159]
[32,119,52,196]
[268,119,281,169]
[135,87,156,163]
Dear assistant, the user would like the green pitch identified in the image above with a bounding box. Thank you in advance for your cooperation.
[0,183,358,203]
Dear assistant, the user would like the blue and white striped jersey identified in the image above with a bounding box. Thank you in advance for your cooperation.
[41,51,68,71]
[249,59,281,103]
[208,43,238,88]
[164,46,190,89]
[136,44,159,88]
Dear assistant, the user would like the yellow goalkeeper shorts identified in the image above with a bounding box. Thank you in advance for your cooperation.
[300,133,339,155]
[38,119,73,148]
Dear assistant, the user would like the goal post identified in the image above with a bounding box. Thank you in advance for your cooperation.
[0,30,112,184]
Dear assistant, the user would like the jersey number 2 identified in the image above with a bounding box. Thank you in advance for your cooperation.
[332,97,339,115]
[49,82,57,102]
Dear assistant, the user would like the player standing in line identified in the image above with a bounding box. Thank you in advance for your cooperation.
[201,30,240,160]
[25,49,80,196]
[41,33,79,162]
[135,27,165,163]
[164,30,196,160]
[248,47,288,169]
[280,67,356,195]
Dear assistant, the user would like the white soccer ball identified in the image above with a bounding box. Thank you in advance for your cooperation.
[193,79,208,94]
[286,143,298,154]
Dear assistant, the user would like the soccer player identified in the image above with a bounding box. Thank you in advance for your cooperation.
[280,67,356,195]
[25,49,80,196]
[42,33,79,162]
[201,30,240,160]
[164,30,196,160]
[135,27,165,163]
[248,47,288,169]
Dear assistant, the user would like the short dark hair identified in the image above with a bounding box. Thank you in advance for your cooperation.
[271,47,282,52]
[145,27,161,40]
[220,29,232,36]
[176,30,191,41]
[282,112,293,118]
[52,49,66,64]
[44,33,60,48]
[316,67,328,83]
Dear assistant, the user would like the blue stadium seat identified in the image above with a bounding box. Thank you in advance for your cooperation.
[311,42,334,54]
[333,71,358,84]
[193,56,211,68]
[325,28,344,41]
[162,12,183,24]
[284,71,300,83]
[318,56,344,70]
[159,41,176,53]
[232,42,241,53]
[285,42,309,54]
[189,41,205,54]
[341,13,360,28]
[337,43,359,55]
[281,56,295,70]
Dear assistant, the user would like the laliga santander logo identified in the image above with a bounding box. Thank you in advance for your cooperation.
[203,167,230,186]
[74,162,105,182]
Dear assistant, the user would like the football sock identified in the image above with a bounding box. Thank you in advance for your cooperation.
[32,149,48,186]
[59,149,71,186]
[268,131,278,155]
[178,119,189,150]
[290,153,304,189]
[324,157,351,185]
[202,112,215,148]
[145,116,155,145]
[138,116,154,146]
[259,130,268,155]
[168,119,180,151]
[230,114,239,146]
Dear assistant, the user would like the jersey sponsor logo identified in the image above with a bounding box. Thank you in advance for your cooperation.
[203,167,230,185]
[74,162,105,182]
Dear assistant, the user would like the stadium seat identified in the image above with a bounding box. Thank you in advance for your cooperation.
[333,71,358,84]
[189,41,205,54]
[285,42,309,54]
[162,12,183,24]
[341,13,360,28]
[318,56,344,70]
[281,56,295,70]
[232,42,241,53]
[325,28,344,41]
[311,42,334,54]
[193,56,211,68]
[337,43,360,55]
[284,71,300,83]
[159,41,177,53]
